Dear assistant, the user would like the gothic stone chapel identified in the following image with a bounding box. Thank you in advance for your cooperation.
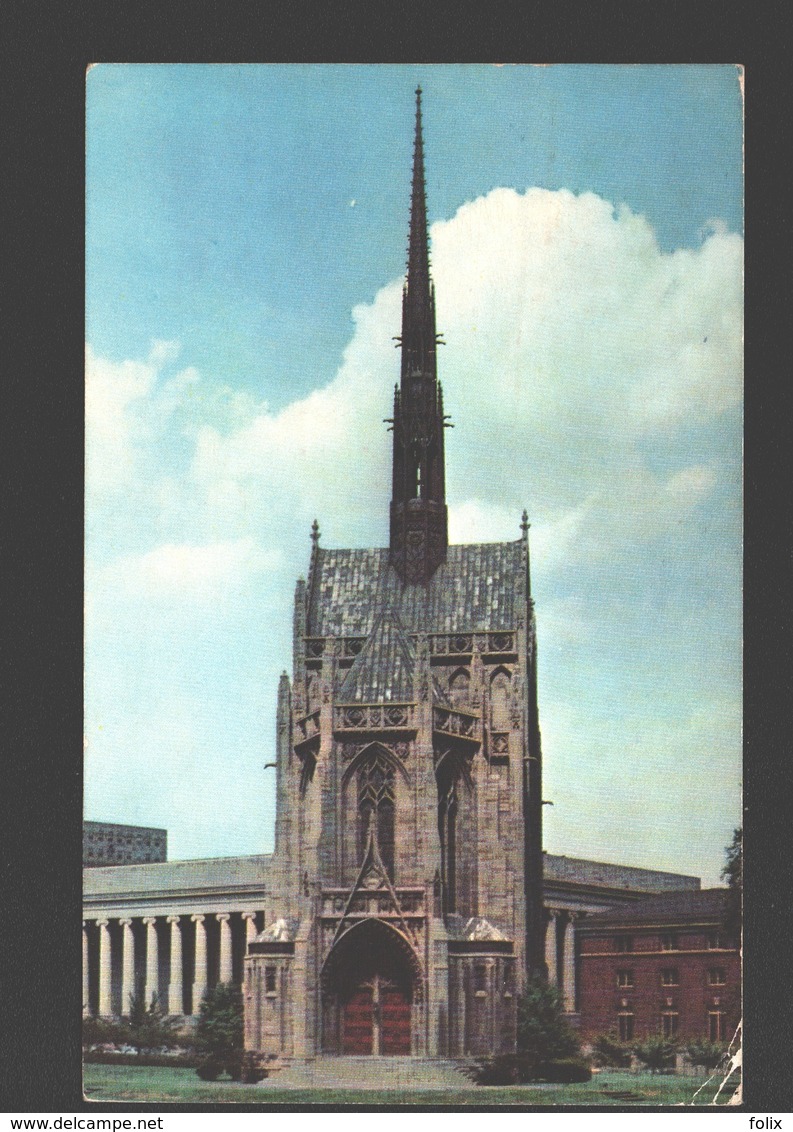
[244,89,546,1060]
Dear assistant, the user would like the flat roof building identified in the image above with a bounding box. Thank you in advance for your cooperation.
[83,821,167,868]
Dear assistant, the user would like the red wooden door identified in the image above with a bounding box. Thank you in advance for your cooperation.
[343,985,374,1054]
[380,986,411,1054]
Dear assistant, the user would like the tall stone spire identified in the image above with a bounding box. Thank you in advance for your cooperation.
[403,86,433,369]
[389,87,449,585]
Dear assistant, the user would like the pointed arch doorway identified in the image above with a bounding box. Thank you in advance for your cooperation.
[321,919,420,1055]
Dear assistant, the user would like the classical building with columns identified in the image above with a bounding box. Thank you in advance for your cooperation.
[82,852,698,1029]
[83,857,270,1018]
[83,89,702,1059]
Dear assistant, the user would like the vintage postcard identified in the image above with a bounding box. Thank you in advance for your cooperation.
[84,63,743,1106]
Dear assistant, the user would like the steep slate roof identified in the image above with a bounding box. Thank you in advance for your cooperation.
[308,541,524,638]
[338,605,417,702]
[581,888,728,928]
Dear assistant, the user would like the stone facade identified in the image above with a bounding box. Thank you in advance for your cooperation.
[81,851,699,1029]
[244,90,544,1059]
[246,541,541,1056]
[241,91,702,1061]
[81,89,708,1060]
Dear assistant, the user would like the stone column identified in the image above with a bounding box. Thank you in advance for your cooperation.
[218,913,233,984]
[562,913,577,1012]
[545,909,558,985]
[97,918,112,1016]
[143,917,159,1007]
[167,916,183,1015]
[82,922,90,1016]
[192,914,208,1012]
[455,957,466,1057]
[120,917,135,1016]
[242,911,257,949]
[487,959,497,1053]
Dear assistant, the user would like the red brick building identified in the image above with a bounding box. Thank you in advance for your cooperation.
[577,889,740,1044]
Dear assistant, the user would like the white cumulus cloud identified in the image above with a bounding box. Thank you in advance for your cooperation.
[85,185,742,872]
[85,345,159,494]
[150,186,742,572]
[102,537,282,603]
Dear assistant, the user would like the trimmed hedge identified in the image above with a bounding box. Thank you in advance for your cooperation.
[467,1053,531,1085]
[195,1051,268,1083]
[468,1053,592,1086]
[196,1057,223,1081]
[537,1057,592,1083]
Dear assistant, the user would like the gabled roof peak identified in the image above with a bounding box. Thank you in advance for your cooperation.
[338,602,416,703]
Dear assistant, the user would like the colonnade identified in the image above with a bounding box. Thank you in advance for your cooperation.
[84,905,583,1018]
[544,908,580,1013]
[83,909,263,1017]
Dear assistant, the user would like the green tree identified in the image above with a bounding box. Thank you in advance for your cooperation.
[684,1038,728,1071]
[517,975,582,1062]
[721,826,742,939]
[118,992,180,1054]
[468,977,588,1085]
[632,1035,677,1073]
[590,1031,633,1068]
[195,982,244,1077]
[82,1013,125,1050]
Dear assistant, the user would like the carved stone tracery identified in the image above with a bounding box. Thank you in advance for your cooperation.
[336,703,416,731]
[357,752,396,875]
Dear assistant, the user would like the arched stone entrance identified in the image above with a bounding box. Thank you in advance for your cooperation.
[321,919,421,1055]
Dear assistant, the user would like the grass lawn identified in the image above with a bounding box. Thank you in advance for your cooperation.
[83,1064,732,1106]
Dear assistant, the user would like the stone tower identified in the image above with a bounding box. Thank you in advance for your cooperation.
[245,89,544,1061]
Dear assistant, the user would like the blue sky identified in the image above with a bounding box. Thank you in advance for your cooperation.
[85,64,743,886]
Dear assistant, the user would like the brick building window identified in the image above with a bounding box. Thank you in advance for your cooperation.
[660,933,679,951]
[617,1012,634,1041]
[708,967,726,986]
[660,1012,679,1038]
[264,967,277,996]
[473,964,487,994]
[616,970,634,988]
[708,1011,725,1041]
[707,931,725,950]
[661,968,679,986]
[614,934,633,953]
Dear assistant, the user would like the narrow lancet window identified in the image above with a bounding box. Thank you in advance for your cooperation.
[490,670,511,731]
[436,756,461,916]
[357,752,396,879]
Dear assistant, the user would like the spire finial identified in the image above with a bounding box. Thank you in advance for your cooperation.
[389,89,448,585]
[520,510,530,538]
[310,518,320,546]
[406,84,430,312]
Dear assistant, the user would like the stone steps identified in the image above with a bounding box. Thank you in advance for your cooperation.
[262,1056,471,1090]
